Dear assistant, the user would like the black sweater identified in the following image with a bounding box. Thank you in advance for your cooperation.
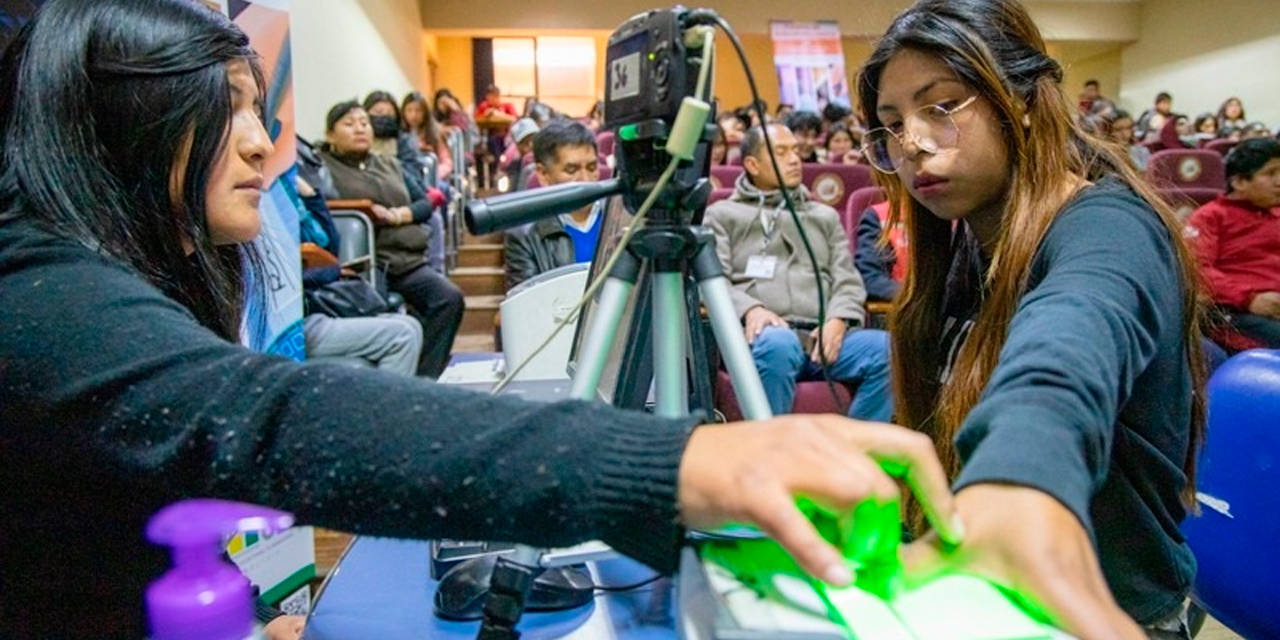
[0,217,694,639]
[948,178,1197,624]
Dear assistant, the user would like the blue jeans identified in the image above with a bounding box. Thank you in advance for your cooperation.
[750,325,893,421]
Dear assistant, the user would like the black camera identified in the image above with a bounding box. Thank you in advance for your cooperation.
[465,6,719,235]
[604,8,708,130]
[605,7,718,222]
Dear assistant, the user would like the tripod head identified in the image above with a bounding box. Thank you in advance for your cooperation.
[463,7,719,236]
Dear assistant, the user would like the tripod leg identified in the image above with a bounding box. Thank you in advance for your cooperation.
[569,250,642,401]
[651,271,690,418]
[690,234,773,421]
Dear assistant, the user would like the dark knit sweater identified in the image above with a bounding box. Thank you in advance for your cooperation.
[0,216,694,639]
[947,178,1197,624]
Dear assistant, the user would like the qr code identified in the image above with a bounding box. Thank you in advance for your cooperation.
[276,587,312,617]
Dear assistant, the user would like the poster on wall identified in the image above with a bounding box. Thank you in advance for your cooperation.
[222,0,306,360]
[770,21,851,114]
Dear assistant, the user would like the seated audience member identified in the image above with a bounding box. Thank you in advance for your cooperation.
[717,111,747,146]
[1193,112,1218,143]
[433,87,479,152]
[710,122,729,166]
[296,176,424,376]
[582,100,604,132]
[364,90,430,185]
[504,119,604,290]
[821,102,854,132]
[1077,78,1105,113]
[1217,96,1247,132]
[1136,91,1173,142]
[318,100,464,377]
[854,201,907,302]
[1186,138,1280,348]
[501,117,540,192]
[1153,114,1194,152]
[705,124,892,421]
[1107,109,1151,171]
[402,90,453,181]
[1241,121,1272,141]
[474,84,518,176]
[785,110,823,163]
[2,5,970,639]
[821,123,861,165]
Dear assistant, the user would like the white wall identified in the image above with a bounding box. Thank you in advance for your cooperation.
[291,0,427,140]
[1120,0,1280,128]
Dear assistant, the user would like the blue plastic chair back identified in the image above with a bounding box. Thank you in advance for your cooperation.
[1183,349,1280,639]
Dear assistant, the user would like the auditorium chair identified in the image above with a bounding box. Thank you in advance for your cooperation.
[1182,349,1280,639]
[801,163,873,214]
[841,186,888,240]
[1204,138,1238,157]
[329,208,377,285]
[1147,149,1227,191]
[709,165,743,190]
[595,130,615,159]
[713,369,854,422]
[707,187,734,206]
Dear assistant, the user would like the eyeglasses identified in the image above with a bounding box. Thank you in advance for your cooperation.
[861,96,978,174]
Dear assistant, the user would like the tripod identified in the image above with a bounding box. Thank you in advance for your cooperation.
[462,178,775,639]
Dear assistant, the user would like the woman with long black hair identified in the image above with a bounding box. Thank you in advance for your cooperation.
[0,2,963,637]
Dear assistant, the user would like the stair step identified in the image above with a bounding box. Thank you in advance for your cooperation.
[450,266,505,298]
[462,230,505,246]
[457,243,505,268]
[460,294,503,336]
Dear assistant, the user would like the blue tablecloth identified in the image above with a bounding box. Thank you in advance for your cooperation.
[304,537,679,639]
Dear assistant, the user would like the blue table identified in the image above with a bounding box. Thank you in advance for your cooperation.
[305,537,678,639]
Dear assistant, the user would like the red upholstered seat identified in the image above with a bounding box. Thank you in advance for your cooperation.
[1205,139,1238,157]
[596,130,615,158]
[841,186,888,241]
[1147,149,1226,191]
[707,187,734,206]
[709,165,744,190]
[713,369,853,422]
[802,163,873,214]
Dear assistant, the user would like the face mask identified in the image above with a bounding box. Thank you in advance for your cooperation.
[369,115,399,139]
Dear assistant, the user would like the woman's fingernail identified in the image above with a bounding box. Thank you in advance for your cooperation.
[824,563,853,586]
[945,514,967,545]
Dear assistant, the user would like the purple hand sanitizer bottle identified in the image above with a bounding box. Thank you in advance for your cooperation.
[146,499,294,640]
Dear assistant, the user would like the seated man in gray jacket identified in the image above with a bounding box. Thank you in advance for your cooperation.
[504,119,605,290]
[705,124,892,420]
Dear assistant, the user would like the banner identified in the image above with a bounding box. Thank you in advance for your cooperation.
[770,21,851,114]
[225,0,305,360]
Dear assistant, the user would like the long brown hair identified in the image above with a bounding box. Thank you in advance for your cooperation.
[856,0,1206,522]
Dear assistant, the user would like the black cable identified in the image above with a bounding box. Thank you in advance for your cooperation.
[713,16,844,410]
[592,574,664,593]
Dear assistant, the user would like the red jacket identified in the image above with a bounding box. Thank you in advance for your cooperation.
[475,100,518,136]
[1186,195,1280,309]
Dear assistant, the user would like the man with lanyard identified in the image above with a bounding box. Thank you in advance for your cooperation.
[705,124,892,420]
[504,119,605,290]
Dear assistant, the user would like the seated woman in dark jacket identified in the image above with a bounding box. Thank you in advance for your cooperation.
[317,100,463,377]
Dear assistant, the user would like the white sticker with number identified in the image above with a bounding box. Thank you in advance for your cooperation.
[611,53,641,100]
[745,255,778,280]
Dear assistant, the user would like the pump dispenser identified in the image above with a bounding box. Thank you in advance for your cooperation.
[146,499,294,640]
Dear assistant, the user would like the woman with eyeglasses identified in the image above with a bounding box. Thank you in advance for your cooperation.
[857,0,1206,638]
[0,2,971,637]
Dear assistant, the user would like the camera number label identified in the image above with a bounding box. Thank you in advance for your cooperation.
[611,53,642,100]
